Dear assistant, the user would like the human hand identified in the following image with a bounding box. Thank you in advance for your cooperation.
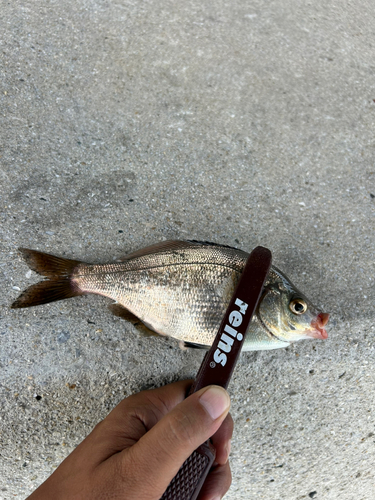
[27,380,233,500]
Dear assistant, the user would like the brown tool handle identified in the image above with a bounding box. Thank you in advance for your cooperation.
[161,246,272,500]
[190,245,272,393]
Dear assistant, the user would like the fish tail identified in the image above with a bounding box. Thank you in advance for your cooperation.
[11,248,84,308]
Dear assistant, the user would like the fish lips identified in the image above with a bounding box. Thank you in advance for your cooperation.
[305,312,329,340]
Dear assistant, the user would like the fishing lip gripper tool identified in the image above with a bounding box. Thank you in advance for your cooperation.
[161,246,272,500]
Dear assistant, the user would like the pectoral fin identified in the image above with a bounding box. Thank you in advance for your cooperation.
[182,341,210,350]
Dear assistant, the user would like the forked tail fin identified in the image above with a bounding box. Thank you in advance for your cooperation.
[11,248,83,308]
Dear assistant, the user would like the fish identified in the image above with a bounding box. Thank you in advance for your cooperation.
[11,240,329,351]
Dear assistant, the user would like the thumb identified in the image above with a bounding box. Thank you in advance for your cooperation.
[124,385,230,499]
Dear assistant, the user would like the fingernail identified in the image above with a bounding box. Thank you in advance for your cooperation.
[199,386,230,420]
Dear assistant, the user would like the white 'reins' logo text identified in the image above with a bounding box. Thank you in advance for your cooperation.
[213,298,248,367]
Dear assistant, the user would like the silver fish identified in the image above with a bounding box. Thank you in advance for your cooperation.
[11,240,329,351]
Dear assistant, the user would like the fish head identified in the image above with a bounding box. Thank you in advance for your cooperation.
[257,268,329,344]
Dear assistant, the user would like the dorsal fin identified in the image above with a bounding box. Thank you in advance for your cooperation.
[117,240,200,262]
[187,240,241,251]
[188,240,248,258]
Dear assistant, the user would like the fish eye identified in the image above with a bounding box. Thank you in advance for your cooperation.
[289,298,307,315]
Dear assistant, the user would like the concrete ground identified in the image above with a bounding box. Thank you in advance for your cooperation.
[1,0,375,498]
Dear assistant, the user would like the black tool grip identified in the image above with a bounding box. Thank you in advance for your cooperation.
[161,246,272,500]
[160,442,215,500]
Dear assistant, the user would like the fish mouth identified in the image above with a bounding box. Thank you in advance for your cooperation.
[306,312,329,340]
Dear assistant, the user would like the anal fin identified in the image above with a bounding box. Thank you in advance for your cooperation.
[108,304,160,338]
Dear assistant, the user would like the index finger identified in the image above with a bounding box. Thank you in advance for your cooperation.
[73,380,193,467]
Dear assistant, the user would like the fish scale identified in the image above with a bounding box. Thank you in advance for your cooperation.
[75,260,239,345]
